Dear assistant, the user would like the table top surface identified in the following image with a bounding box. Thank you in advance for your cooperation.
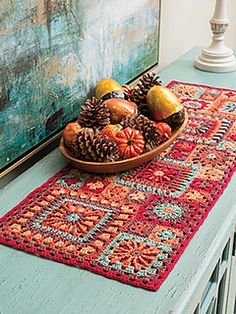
[0,47,236,314]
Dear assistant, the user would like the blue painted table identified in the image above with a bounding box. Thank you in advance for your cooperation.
[0,48,235,314]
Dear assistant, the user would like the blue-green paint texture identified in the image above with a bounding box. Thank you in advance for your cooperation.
[0,0,160,170]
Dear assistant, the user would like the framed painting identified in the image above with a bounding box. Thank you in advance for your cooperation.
[0,0,161,176]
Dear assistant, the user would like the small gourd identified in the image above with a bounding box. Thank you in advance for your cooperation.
[147,86,185,129]
[116,127,145,159]
[95,78,125,100]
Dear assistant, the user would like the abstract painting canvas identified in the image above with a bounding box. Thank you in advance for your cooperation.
[0,0,161,173]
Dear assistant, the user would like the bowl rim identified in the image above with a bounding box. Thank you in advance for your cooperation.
[60,111,188,165]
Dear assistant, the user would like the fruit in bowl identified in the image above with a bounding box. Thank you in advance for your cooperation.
[102,98,137,123]
[147,86,185,129]
[60,72,187,172]
[116,128,145,159]
[153,122,172,142]
[100,124,122,140]
[95,78,125,100]
[62,122,82,148]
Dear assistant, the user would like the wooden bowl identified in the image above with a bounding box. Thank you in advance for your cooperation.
[60,112,188,173]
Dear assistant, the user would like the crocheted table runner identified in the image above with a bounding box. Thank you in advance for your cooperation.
[0,81,235,291]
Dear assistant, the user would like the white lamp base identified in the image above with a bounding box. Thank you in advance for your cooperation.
[195,49,236,73]
[195,0,236,73]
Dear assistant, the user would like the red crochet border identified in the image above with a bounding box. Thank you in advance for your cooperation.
[166,80,236,92]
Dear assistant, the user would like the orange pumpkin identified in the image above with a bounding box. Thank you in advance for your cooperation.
[100,124,122,141]
[116,128,145,159]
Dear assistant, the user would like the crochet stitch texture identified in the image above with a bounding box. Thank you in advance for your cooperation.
[0,81,235,291]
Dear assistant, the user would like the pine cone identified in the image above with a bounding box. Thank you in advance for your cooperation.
[139,72,162,89]
[70,135,80,155]
[77,97,110,128]
[122,84,136,100]
[131,72,162,116]
[136,102,150,117]
[120,115,161,152]
[74,128,120,162]
[95,136,121,162]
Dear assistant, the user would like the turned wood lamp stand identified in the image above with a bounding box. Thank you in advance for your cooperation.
[195,0,236,72]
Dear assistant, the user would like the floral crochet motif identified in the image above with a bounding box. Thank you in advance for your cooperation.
[170,83,205,98]
[108,239,161,271]
[40,201,107,239]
